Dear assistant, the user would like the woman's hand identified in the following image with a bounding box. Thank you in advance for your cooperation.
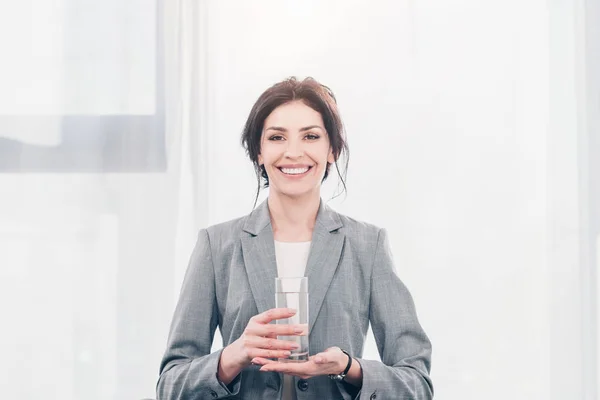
[251,346,348,380]
[236,307,306,365]
[218,307,305,384]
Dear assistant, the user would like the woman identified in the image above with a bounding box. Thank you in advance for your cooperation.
[157,77,433,399]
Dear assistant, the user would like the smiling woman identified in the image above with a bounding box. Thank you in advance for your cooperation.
[241,77,349,208]
[258,101,334,198]
[156,77,434,400]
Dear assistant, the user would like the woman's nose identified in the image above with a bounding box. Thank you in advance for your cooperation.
[284,140,304,158]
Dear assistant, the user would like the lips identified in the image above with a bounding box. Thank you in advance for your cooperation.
[277,166,313,176]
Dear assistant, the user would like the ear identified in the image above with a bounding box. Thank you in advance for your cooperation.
[327,148,335,164]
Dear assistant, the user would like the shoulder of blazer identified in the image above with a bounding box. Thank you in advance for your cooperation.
[201,214,248,255]
[336,213,382,242]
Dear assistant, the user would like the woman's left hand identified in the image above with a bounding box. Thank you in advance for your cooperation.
[252,346,347,379]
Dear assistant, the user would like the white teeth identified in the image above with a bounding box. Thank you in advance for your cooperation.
[280,167,309,175]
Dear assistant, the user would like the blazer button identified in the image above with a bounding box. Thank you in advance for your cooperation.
[210,390,218,398]
[297,379,309,391]
[369,392,377,400]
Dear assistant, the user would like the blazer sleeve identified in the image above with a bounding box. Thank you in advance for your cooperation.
[156,229,241,400]
[352,228,434,400]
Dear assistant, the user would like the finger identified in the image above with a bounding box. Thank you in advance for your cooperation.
[252,323,306,337]
[243,336,300,351]
[272,323,307,336]
[260,361,311,374]
[260,364,305,375]
[251,357,278,365]
[251,308,297,324]
[246,348,292,360]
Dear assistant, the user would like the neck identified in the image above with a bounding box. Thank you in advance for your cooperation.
[267,190,321,240]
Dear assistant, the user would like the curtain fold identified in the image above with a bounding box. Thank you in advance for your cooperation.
[0,1,208,399]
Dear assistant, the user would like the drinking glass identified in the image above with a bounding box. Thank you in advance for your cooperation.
[275,277,309,362]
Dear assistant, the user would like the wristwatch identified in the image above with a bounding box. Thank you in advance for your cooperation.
[328,349,352,381]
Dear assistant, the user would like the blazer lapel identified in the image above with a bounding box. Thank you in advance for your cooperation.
[305,201,345,334]
[241,199,277,314]
[240,198,345,334]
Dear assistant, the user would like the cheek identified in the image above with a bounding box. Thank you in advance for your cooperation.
[316,148,333,166]
[259,144,279,163]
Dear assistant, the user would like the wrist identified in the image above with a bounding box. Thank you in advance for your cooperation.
[338,352,350,374]
[329,349,352,381]
[226,340,249,368]
[343,357,363,388]
[218,342,248,386]
[220,343,246,373]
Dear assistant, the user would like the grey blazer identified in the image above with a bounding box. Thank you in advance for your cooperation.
[157,199,433,400]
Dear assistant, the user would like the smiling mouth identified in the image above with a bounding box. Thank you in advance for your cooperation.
[277,166,313,175]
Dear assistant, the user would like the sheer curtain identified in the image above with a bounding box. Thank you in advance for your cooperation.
[0,1,597,400]
[0,0,203,399]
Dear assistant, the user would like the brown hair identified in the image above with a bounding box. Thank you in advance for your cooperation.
[241,76,349,208]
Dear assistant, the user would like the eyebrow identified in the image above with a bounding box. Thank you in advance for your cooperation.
[265,125,324,132]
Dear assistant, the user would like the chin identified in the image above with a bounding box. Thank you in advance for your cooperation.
[274,185,320,199]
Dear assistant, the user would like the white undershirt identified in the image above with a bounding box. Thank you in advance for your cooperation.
[274,240,311,400]
[274,240,311,279]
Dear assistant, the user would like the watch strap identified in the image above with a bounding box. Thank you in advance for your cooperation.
[340,349,352,376]
[328,348,352,381]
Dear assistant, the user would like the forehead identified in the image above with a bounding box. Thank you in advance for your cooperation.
[264,100,324,129]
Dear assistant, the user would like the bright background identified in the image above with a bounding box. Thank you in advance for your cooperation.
[0,1,598,399]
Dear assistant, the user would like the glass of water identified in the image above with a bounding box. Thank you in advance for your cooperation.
[275,277,309,362]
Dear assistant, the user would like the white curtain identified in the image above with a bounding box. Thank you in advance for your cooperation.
[0,0,203,399]
[0,1,597,399]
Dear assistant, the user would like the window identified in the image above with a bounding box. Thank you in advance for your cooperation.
[0,0,165,172]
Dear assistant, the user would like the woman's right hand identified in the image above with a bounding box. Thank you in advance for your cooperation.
[218,308,305,384]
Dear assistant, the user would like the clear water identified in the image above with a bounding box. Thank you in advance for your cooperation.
[275,291,309,362]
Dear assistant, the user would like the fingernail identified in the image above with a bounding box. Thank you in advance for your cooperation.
[291,344,300,349]
[287,308,297,314]
[284,351,291,356]
[315,357,323,363]
[294,328,303,334]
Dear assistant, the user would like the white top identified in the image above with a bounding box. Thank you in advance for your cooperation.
[274,240,311,278]
[274,240,311,400]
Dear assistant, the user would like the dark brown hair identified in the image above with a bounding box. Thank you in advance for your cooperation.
[241,76,349,208]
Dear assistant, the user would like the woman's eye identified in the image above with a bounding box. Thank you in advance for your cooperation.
[268,133,319,141]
